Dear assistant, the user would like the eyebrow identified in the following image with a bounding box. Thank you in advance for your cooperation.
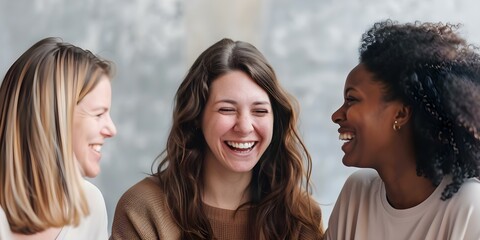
[215,99,271,105]
[90,106,109,112]
[344,87,355,95]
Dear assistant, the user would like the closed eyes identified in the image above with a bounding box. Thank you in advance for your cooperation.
[218,108,236,113]
[345,96,358,105]
[218,108,270,116]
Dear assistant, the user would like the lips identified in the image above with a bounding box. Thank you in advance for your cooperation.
[225,141,257,152]
[90,144,102,152]
[339,132,355,142]
[337,129,355,153]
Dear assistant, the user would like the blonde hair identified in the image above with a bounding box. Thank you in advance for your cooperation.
[0,37,112,234]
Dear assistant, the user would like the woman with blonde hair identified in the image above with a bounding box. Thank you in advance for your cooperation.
[0,37,117,239]
[111,38,323,239]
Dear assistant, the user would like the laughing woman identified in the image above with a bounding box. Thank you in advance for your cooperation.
[111,38,324,240]
[327,20,480,240]
[0,38,117,240]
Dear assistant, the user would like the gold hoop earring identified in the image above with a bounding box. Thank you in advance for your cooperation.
[393,120,401,131]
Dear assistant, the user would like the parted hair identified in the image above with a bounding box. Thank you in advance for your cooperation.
[0,37,112,234]
[360,20,480,200]
[155,38,323,239]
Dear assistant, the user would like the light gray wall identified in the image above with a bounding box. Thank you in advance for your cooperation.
[2,0,480,233]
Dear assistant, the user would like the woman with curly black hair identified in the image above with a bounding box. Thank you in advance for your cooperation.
[327,20,480,240]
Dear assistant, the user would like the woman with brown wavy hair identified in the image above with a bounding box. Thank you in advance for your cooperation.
[111,38,323,239]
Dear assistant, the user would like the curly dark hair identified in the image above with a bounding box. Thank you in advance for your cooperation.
[359,20,480,200]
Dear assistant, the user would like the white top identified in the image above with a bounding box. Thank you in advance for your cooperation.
[0,180,108,240]
[326,169,480,240]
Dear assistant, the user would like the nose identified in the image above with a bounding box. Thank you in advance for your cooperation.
[101,114,117,137]
[233,114,254,135]
[331,104,345,124]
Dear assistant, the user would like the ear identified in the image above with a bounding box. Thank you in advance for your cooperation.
[394,103,412,127]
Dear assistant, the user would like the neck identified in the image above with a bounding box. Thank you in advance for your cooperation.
[375,128,437,209]
[378,160,436,209]
[202,163,252,210]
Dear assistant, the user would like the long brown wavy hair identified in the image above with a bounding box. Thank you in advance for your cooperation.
[154,38,323,239]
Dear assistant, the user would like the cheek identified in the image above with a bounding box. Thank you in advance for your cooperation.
[71,126,81,150]
[346,105,378,128]
[256,118,274,141]
[203,117,234,139]
[72,128,85,152]
[216,118,236,131]
[72,139,85,169]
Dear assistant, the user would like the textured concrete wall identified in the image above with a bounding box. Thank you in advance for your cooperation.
[1,0,479,232]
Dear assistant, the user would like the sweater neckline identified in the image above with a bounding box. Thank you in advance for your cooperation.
[202,202,250,223]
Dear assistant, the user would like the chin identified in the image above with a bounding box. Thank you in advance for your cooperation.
[342,157,357,167]
[84,168,100,178]
[229,163,256,173]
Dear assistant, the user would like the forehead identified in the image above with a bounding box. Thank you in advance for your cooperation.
[78,75,112,105]
[209,71,270,100]
[344,64,385,94]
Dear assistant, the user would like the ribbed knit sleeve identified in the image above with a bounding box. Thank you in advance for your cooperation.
[110,177,180,240]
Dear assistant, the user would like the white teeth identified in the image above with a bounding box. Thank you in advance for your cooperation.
[91,144,102,152]
[339,133,355,141]
[226,141,255,149]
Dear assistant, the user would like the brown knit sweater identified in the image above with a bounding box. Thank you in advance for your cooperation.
[110,177,321,240]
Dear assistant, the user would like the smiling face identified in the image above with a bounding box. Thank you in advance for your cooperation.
[331,64,403,168]
[201,70,274,175]
[72,75,117,177]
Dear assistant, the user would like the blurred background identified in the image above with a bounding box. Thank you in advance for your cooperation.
[2,0,480,233]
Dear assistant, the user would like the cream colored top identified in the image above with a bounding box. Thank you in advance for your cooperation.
[0,180,108,240]
[326,169,480,240]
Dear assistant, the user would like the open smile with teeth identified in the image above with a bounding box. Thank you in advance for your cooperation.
[90,144,103,153]
[339,133,355,142]
[225,141,256,151]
